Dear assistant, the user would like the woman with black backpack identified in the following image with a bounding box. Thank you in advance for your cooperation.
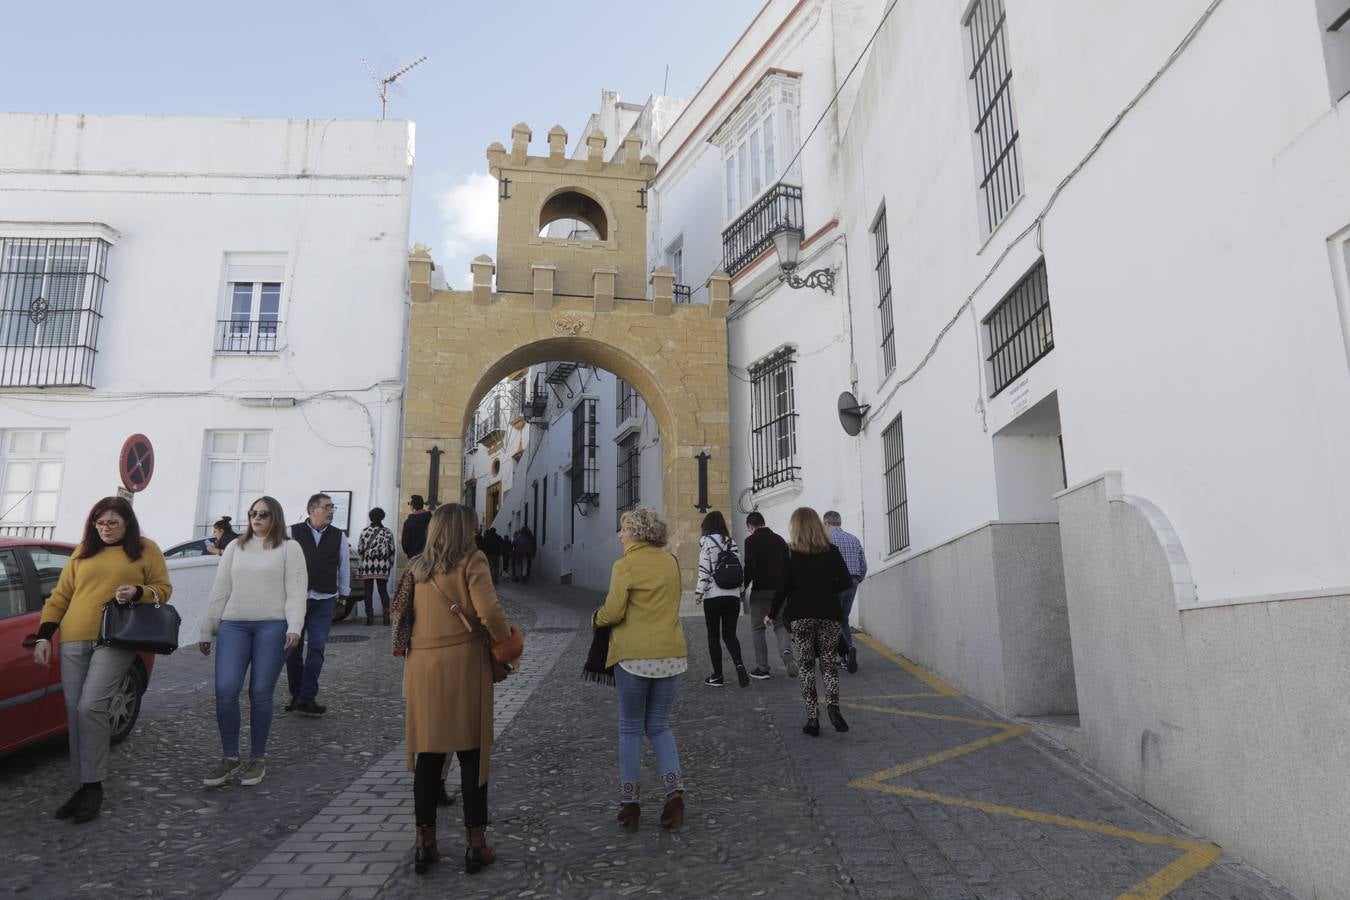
[694,511,750,688]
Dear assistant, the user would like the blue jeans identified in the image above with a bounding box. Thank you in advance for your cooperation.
[285,596,335,702]
[615,666,684,804]
[215,620,289,758]
[837,583,859,651]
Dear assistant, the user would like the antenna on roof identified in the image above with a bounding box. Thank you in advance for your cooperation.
[362,55,428,119]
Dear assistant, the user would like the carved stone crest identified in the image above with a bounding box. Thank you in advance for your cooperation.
[553,313,591,336]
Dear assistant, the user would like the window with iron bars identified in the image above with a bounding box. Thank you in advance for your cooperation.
[872,205,896,375]
[0,236,110,388]
[881,413,910,553]
[616,377,640,425]
[964,0,1023,236]
[984,259,1052,396]
[615,433,640,529]
[462,478,477,511]
[571,399,599,505]
[749,346,799,491]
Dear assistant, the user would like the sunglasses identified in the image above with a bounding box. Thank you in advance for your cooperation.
[248,510,272,520]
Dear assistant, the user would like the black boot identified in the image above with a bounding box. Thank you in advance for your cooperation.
[827,703,850,732]
[54,787,85,820]
[72,784,103,824]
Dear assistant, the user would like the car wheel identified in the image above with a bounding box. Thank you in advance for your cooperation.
[108,666,145,745]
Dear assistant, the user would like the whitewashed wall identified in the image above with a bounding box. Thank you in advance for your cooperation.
[0,114,414,543]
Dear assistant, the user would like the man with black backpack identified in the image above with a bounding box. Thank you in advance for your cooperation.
[742,511,797,680]
[694,511,750,688]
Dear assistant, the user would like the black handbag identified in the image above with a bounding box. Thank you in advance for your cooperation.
[98,588,181,655]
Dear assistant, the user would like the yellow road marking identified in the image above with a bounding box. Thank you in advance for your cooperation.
[846,692,948,701]
[849,642,1222,898]
[854,632,961,696]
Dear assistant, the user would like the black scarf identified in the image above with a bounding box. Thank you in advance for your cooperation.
[582,624,615,686]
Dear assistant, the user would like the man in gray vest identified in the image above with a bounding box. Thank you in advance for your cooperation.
[285,493,350,716]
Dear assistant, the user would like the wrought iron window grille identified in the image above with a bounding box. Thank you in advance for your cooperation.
[615,433,640,529]
[616,378,640,425]
[673,283,692,304]
[215,318,280,354]
[0,236,110,388]
[965,0,1023,235]
[984,259,1053,397]
[872,206,896,374]
[748,346,799,491]
[882,413,910,552]
[571,398,599,510]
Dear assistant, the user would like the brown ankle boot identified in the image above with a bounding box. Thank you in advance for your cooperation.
[465,825,495,874]
[414,824,438,875]
[616,802,640,832]
[659,791,684,829]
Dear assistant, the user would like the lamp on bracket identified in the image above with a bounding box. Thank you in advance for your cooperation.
[771,221,834,294]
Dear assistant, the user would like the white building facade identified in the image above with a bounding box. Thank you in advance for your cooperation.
[0,113,414,546]
[641,0,1350,896]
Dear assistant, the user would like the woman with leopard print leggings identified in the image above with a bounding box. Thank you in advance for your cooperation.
[767,507,856,736]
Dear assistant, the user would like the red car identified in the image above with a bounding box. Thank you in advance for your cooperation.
[0,538,155,755]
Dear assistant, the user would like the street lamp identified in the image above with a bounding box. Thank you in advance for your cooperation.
[771,221,835,293]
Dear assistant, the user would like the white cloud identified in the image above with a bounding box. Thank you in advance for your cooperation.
[437,172,499,287]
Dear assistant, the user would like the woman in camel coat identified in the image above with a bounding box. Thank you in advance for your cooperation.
[404,503,512,877]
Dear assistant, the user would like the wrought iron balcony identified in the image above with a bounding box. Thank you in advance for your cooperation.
[215,319,279,354]
[475,396,505,444]
[673,284,691,304]
[721,183,804,277]
[0,236,110,388]
[521,372,548,422]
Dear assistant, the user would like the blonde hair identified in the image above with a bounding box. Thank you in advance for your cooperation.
[621,507,669,546]
[408,504,479,582]
[788,507,833,554]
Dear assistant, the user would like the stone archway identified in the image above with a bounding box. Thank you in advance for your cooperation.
[401,265,732,590]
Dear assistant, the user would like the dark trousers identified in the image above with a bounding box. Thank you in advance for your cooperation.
[285,597,335,702]
[415,749,487,829]
[362,577,390,616]
[702,596,743,678]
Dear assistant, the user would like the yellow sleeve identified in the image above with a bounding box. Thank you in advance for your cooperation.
[39,553,79,626]
[595,558,632,627]
[138,541,173,603]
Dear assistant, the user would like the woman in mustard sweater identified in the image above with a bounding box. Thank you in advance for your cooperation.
[31,496,172,824]
[595,507,688,832]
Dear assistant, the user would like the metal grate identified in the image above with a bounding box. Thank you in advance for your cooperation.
[965,0,1023,234]
[984,259,1052,396]
[615,433,640,529]
[673,284,691,304]
[214,318,278,354]
[327,634,370,643]
[748,346,799,491]
[721,183,803,276]
[570,398,598,505]
[882,413,910,553]
[0,237,110,388]
[872,206,896,375]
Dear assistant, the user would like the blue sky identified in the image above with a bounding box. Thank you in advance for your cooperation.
[0,0,759,284]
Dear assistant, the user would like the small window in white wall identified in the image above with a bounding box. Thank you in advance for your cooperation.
[201,430,269,536]
[963,0,1024,236]
[0,430,65,539]
[881,414,910,552]
[218,253,285,355]
[1318,0,1350,101]
[872,205,896,376]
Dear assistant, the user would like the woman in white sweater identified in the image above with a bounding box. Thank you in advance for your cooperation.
[197,496,307,787]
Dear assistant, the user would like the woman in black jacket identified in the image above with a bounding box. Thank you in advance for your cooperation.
[767,507,854,735]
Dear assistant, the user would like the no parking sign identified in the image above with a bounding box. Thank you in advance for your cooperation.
[118,434,155,494]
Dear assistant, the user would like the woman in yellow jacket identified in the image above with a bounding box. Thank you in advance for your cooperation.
[595,507,688,832]
[30,496,172,824]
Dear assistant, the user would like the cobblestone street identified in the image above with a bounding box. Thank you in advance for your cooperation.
[0,581,1298,900]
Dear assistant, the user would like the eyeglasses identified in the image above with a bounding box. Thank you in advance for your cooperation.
[93,520,123,530]
[318,503,335,510]
[248,510,272,519]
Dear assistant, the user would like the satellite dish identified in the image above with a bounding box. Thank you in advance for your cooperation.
[837,391,871,436]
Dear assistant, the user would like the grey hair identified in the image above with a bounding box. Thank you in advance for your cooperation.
[621,507,669,546]
[822,510,842,526]
[307,493,332,512]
